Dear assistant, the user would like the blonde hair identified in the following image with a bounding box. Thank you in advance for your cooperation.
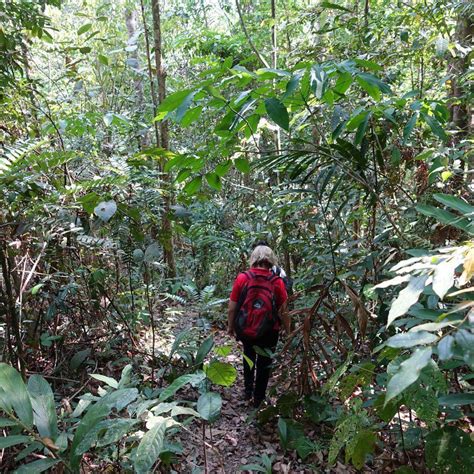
[249,245,277,268]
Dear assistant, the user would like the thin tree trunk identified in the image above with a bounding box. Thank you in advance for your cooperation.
[150,0,176,278]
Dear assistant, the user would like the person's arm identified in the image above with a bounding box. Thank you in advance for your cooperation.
[279,302,290,334]
[227,300,237,337]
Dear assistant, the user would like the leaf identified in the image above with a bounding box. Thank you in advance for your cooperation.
[373,274,411,289]
[77,23,92,35]
[205,173,222,191]
[134,418,168,474]
[183,176,202,195]
[197,392,222,422]
[158,372,206,402]
[175,91,196,122]
[144,243,161,263]
[386,331,438,348]
[214,160,232,177]
[90,374,118,389]
[94,200,117,222]
[195,337,214,366]
[425,427,474,473]
[421,112,447,141]
[264,98,289,131]
[170,406,200,417]
[155,89,193,121]
[403,114,417,144]
[70,348,91,370]
[205,361,237,387]
[14,458,60,474]
[347,430,377,469]
[374,394,400,422]
[234,158,250,173]
[0,364,33,427]
[437,335,454,361]
[0,436,31,450]
[96,419,138,447]
[433,194,474,216]
[438,393,474,407]
[98,54,109,66]
[334,71,352,96]
[387,275,429,327]
[277,417,288,451]
[416,204,473,234]
[386,347,432,403]
[0,417,19,427]
[27,375,58,439]
[432,255,462,299]
[320,1,351,12]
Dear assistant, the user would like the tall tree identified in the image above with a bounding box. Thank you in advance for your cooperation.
[150,0,176,278]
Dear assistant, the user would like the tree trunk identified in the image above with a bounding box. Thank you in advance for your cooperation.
[150,0,176,278]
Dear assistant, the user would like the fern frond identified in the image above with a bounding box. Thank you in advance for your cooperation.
[0,139,48,176]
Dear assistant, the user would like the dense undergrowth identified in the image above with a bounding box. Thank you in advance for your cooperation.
[0,0,473,472]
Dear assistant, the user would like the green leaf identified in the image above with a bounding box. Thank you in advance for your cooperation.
[134,419,168,474]
[374,394,400,422]
[14,458,60,474]
[158,372,206,402]
[205,361,237,387]
[433,194,474,217]
[98,54,109,66]
[175,91,196,122]
[0,435,31,449]
[90,374,118,389]
[183,176,202,195]
[334,72,352,96]
[27,375,58,439]
[181,106,203,127]
[234,158,250,173]
[77,23,92,35]
[197,392,222,422]
[277,417,288,451]
[205,173,222,191]
[437,335,454,361]
[195,337,215,366]
[215,160,232,177]
[0,417,18,427]
[403,114,417,144]
[386,331,438,348]
[0,363,33,427]
[421,112,447,141]
[347,430,377,469]
[354,59,382,71]
[438,393,474,407]
[264,98,289,131]
[355,111,371,145]
[386,347,432,403]
[416,204,473,235]
[155,89,193,121]
[387,275,429,326]
[425,427,474,473]
[96,419,138,447]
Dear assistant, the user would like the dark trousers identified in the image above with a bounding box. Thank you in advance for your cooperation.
[242,331,279,403]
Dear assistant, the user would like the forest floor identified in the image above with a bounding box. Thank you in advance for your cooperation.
[162,311,355,474]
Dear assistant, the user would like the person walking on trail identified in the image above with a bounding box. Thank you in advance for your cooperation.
[227,244,290,408]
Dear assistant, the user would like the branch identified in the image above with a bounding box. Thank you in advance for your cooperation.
[235,0,270,68]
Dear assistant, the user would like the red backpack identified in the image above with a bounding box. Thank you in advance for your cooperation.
[234,271,280,340]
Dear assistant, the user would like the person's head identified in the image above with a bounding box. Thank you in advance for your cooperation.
[249,245,277,269]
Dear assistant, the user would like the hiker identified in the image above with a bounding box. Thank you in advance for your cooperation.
[227,244,290,408]
[252,240,293,292]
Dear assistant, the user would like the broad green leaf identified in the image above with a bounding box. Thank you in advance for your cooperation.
[27,375,58,439]
[90,374,118,389]
[410,321,461,333]
[403,114,417,144]
[134,419,168,474]
[96,419,138,447]
[355,111,371,145]
[155,89,193,121]
[386,347,432,403]
[437,335,454,361]
[197,392,222,422]
[205,173,222,191]
[320,1,351,12]
[158,372,206,402]
[347,430,376,469]
[373,274,410,289]
[77,23,92,35]
[183,176,202,195]
[215,160,232,177]
[0,435,31,449]
[334,71,352,96]
[234,158,250,173]
[425,427,474,473]
[386,331,438,348]
[170,406,200,417]
[118,364,133,389]
[205,361,237,387]
[387,275,429,326]
[433,194,474,216]
[438,393,474,407]
[214,345,232,357]
[175,91,196,122]
[421,112,447,141]
[416,204,473,235]
[0,417,18,427]
[0,363,33,427]
[195,336,215,366]
[181,106,203,127]
[373,394,400,422]
[264,98,289,131]
[14,458,60,474]
[432,255,462,299]
[98,54,109,66]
